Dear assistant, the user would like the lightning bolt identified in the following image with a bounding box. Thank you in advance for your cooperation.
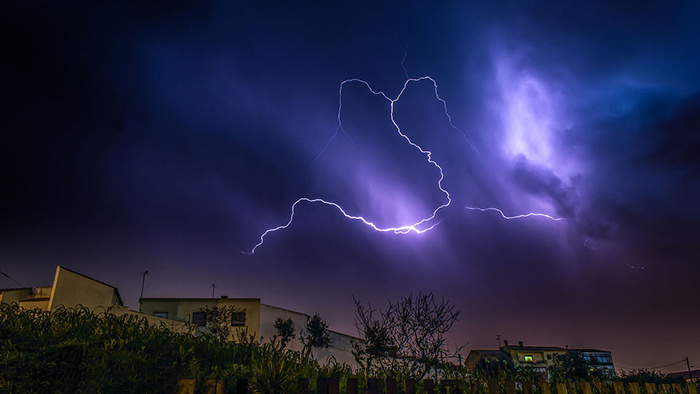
[464,206,564,221]
[247,73,558,254]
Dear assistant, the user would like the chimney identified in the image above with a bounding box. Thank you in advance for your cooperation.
[518,341,523,347]
[220,295,228,299]
[504,340,509,347]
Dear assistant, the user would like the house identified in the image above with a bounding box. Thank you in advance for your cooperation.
[1,265,360,369]
[140,296,360,368]
[500,341,567,372]
[0,265,185,329]
[464,340,614,376]
[0,265,123,311]
[573,349,616,377]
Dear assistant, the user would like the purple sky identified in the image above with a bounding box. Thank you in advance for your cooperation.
[2,1,700,372]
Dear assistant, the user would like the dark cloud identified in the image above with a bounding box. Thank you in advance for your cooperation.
[3,0,700,371]
[510,156,579,218]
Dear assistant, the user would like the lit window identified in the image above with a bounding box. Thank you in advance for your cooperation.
[154,311,168,318]
[231,312,246,326]
[524,355,533,362]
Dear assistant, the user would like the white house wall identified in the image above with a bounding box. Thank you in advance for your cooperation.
[259,304,360,369]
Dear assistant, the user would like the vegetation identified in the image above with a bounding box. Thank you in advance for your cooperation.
[1,299,688,392]
[300,313,332,359]
[271,317,296,350]
[0,303,324,393]
[619,369,685,384]
[199,305,245,342]
[353,292,462,381]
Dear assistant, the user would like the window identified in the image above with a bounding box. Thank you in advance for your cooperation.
[595,355,612,364]
[547,354,552,360]
[154,311,168,318]
[192,312,207,326]
[524,355,533,362]
[231,311,246,326]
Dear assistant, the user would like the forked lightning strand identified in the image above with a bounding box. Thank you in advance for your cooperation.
[247,76,559,254]
[249,77,466,254]
[464,207,563,221]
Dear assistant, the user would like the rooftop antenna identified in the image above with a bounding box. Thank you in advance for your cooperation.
[211,283,215,298]
[139,270,149,311]
[497,334,502,347]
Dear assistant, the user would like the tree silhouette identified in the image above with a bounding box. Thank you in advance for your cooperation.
[300,313,332,359]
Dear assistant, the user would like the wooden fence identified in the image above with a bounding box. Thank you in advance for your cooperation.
[177,377,699,394]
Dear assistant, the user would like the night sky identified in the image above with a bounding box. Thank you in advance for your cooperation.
[3,1,700,372]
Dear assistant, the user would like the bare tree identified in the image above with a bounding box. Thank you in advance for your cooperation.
[353,292,462,380]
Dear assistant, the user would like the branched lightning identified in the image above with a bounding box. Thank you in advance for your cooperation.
[244,197,447,255]
[464,206,563,221]
[247,73,559,254]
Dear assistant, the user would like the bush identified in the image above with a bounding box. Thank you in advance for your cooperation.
[0,303,321,393]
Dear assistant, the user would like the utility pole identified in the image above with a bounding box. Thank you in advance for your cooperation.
[686,357,693,383]
[211,283,215,298]
[139,271,149,311]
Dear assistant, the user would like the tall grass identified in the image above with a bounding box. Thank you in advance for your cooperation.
[0,303,328,393]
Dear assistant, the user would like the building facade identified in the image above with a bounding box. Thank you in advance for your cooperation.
[0,266,123,311]
[465,340,615,376]
[2,265,361,370]
[140,297,359,368]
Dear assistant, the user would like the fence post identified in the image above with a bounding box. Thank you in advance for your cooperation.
[487,380,500,394]
[504,380,515,394]
[628,382,641,394]
[661,384,671,393]
[203,379,226,394]
[177,379,195,394]
[612,382,624,394]
[522,381,534,394]
[539,382,551,394]
[423,379,436,394]
[688,383,698,394]
[595,382,610,394]
[346,378,358,394]
[555,382,567,394]
[235,378,248,394]
[580,381,592,394]
[672,383,683,393]
[404,379,417,394]
[367,378,379,394]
